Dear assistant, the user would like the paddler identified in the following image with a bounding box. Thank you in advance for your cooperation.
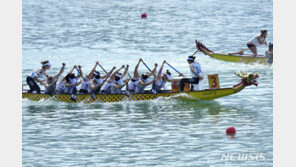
[180,56,203,92]
[247,30,268,56]
[64,66,82,94]
[265,43,273,64]
[153,60,172,92]
[128,58,142,92]
[101,65,125,94]
[55,65,77,94]
[111,65,131,94]
[44,63,66,96]
[89,66,116,94]
[135,63,158,93]
[79,61,99,94]
[26,60,52,93]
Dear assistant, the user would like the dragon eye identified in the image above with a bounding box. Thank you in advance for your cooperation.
[249,74,253,78]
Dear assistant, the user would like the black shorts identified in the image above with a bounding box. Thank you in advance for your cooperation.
[247,43,256,48]
[26,76,41,93]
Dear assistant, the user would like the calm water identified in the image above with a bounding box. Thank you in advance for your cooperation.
[22,0,273,166]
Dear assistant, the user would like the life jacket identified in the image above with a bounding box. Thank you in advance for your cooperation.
[65,78,77,94]
[112,79,124,94]
[155,80,166,91]
[45,83,56,94]
[56,81,65,92]
[128,79,139,91]
[248,36,265,46]
[80,78,91,92]
[135,78,150,93]
[191,62,203,78]
[101,80,114,93]
[30,69,44,79]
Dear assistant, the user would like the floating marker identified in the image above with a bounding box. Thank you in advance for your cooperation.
[141,13,147,18]
[226,126,236,134]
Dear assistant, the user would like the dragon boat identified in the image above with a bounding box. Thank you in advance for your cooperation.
[196,40,271,65]
[22,72,259,103]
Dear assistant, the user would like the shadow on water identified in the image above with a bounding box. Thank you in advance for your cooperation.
[23,97,244,122]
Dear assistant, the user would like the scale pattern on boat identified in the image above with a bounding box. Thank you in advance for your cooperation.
[22,92,175,103]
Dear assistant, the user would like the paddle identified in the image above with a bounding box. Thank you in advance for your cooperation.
[91,78,108,100]
[191,49,199,57]
[165,62,184,77]
[236,42,267,55]
[98,63,108,73]
[70,67,80,102]
[141,60,152,73]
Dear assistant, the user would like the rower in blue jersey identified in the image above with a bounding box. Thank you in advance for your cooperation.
[180,55,204,92]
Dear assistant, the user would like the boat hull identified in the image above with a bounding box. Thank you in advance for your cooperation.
[208,53,269,65]
[196,40,270,65]
[22,88,235,103]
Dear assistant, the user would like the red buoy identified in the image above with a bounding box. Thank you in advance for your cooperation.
[226,126,236,134]
[141,13,147,18]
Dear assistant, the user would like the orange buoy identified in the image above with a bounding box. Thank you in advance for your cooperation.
[141,13,147,18]
[226,126,236,134]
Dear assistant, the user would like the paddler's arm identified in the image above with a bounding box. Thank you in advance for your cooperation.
[134,58,142,78]
[44,78,58,88]
[257,36,267,45]
[189,66,203,80]
[148,63,158,77]
[63,79,82,87]
[91,78,108,90]
[140,78,156,86]
[86,61,99,79]
[110,65,125,80]
[32,75,43,85]
[156,60,165,80]
[102,66,116,79]
[113,79,131,89]
[75,80,82,86]
[89,80,98,90]
[77,65,83,78]
[121,64,129,79]
[53,63,66,79]
[64,81,75,88]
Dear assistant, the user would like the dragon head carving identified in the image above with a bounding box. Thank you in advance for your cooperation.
[195,40,214,54]
[234,71,259,87]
